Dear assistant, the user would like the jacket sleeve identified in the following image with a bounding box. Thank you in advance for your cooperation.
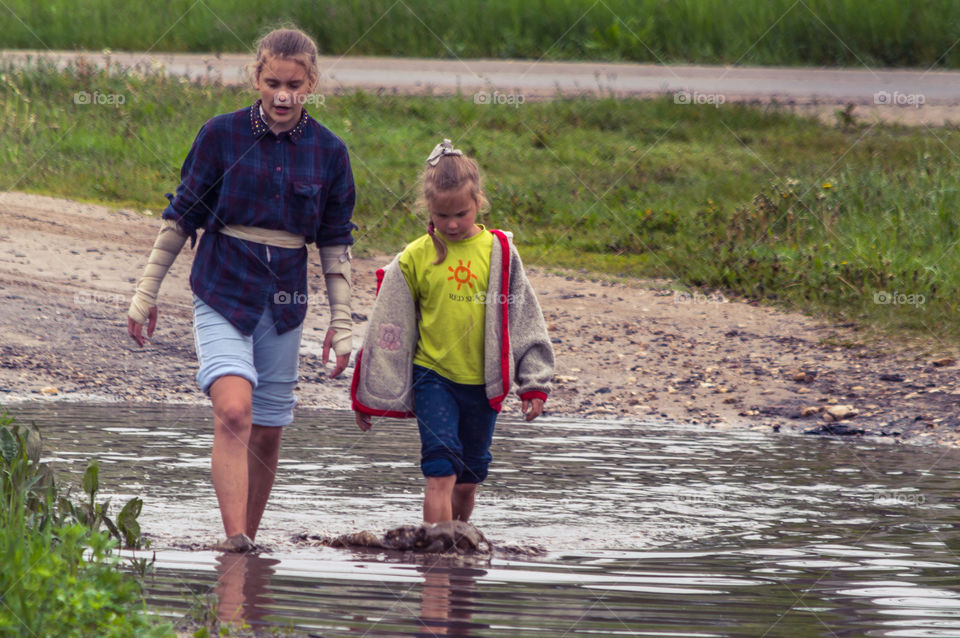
[161,122,222,245]
[350,256,418,417]
[507,246,554,401]
[316,144,357,247]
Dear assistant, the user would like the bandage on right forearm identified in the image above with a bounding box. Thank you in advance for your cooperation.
[128,219,187,324]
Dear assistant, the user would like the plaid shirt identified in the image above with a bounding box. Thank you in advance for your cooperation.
[162,100,356,335]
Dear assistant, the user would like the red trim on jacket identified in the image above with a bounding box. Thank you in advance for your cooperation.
[375,268,385,294]
[519,391,548,402]
[488,229,511,411]
[350,348,415,418]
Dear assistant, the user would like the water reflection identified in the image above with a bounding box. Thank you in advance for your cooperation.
[9,402,960,637]
[213,552,280,631]
[416,560,486,637]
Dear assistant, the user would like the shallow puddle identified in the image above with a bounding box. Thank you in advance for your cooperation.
[9,402,960,636]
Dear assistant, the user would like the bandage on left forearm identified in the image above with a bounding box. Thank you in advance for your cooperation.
[320,245,353,357]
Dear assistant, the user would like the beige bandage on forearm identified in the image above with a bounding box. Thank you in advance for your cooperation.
[319,244,353,357]
[128,219,188,324]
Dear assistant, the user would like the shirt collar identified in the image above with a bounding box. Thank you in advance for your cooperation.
[250,99,309,143]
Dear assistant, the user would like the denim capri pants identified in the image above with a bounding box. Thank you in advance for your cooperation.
[192,296,302,427]
[413,365,498,483]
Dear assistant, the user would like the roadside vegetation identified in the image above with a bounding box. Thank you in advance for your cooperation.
[0,408,171,636]
[1,0,958,68]
[2,63,959,342]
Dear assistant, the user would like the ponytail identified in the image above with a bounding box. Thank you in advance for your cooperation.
[418,139,488,265]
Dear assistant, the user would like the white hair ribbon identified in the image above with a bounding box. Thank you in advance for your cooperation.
[426,138,463,166]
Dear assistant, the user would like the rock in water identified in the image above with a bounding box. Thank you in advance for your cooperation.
[319,521,492,555]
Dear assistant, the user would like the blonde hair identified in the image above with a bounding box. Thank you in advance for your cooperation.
[418,150,489,265]
[252,28,320,89]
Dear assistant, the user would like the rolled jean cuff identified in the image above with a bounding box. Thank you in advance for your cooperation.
[421,454,461,478]
[196,360,256,396]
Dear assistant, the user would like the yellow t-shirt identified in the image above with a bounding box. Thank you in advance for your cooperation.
[399,227,493,385]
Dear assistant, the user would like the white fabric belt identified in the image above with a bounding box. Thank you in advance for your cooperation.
[219,224,306,249]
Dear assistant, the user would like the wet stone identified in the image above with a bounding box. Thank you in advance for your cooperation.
[303,521,494,555]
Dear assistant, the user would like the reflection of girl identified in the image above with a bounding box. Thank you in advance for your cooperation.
[215,553,281,629]
[352,139,553,524]
[127,28,356,552]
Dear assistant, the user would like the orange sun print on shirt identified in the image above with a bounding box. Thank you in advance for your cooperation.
[448,259,479,291]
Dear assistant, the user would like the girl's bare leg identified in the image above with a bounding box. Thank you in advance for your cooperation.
[451,483,478,522]
[210,375,254,537]
[423,475,457,523]
[245,424,283,540]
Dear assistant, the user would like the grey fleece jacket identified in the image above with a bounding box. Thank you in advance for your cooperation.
[351,229,554,417]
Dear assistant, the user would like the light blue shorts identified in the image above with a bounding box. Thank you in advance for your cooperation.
[192,296,302,427]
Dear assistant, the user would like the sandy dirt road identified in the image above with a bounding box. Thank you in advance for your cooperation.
[2,192,959,446]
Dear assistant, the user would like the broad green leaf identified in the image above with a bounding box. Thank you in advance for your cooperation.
[0,426,17,464]
[82,459,99,497]
[118,497,142,522]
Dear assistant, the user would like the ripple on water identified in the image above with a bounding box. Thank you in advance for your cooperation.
[8,402,960,637]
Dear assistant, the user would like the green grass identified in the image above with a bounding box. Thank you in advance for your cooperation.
[0,0,959,67]
[3,63,960,342]
[0,410,172,636]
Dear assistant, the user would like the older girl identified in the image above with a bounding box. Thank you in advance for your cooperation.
[128,28,356,552]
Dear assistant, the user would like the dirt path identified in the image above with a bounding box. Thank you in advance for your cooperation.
[2,192,959,446]
[3,50,960,125]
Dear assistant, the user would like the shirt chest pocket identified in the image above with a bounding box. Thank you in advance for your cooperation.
[291,181,323,219]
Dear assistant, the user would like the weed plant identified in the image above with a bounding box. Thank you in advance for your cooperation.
[0,409,171,636]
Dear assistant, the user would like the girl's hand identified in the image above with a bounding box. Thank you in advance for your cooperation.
[522,398,544,422]
[128,306,158,347]
[355,411,372,431]
[322,328,350,377]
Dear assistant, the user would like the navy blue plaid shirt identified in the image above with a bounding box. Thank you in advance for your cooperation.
[162,100,356,335]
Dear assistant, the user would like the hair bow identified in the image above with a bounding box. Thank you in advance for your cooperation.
[426,139,463,166]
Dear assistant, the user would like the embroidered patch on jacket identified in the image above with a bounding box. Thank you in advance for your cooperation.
[377,323,403,351]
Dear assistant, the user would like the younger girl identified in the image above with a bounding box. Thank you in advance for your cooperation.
[127,28,356,552]
[352,139,554,524]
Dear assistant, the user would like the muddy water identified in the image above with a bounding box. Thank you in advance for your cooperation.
[9,402,960,637]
